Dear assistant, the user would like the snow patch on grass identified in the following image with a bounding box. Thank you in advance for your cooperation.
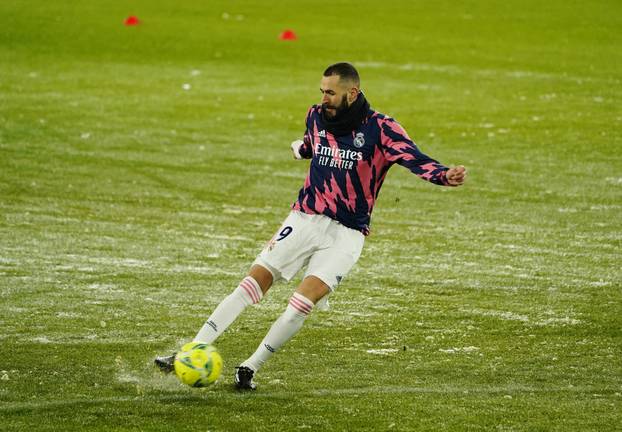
[87,283,119,291]
[56,311,83,318]
[439,346,480,354]
[116,372,141,384]
[366,348,399,355]
[170,264,238,276]
[535,317,582,326]
[465,309,530,322]
[463,308,582,327]
[201,233,251,241]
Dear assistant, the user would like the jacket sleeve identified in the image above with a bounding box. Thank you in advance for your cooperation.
[379,118,450,186]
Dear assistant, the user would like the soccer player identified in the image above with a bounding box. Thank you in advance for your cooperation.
[155,62,467,390]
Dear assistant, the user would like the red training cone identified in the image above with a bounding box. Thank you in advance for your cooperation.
[279,29,297,41]
[124,16,140,26]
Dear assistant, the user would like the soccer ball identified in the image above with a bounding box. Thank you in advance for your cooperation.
[174,342,223,387]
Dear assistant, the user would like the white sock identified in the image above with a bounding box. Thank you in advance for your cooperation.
[242,292,314,372]
[193,276,263,344]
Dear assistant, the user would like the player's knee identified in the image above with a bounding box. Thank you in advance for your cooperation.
[234,276,264,306]
[296,275,330,304]
[287,292,314,318]
[249,264,273,294]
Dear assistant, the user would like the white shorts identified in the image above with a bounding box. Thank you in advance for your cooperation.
[253,211,365,292]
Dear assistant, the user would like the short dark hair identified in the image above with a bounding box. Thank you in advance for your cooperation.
[323,62,360,86]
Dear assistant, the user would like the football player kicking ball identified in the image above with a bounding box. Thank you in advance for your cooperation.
[155,62,467,390]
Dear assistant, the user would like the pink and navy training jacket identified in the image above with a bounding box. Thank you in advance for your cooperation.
[292,104,452,235]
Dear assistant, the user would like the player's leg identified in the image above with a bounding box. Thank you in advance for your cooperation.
[156,211,316,374]
[192,264,272,343]
[236,218,365,389]
[154,264,273,373]
[235,276,328,390]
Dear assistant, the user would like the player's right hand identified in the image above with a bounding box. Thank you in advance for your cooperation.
[291,140,304,160]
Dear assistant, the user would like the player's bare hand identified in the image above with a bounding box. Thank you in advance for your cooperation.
[446,165,467,186]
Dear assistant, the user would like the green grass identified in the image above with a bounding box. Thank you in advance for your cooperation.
[1,0,621,430]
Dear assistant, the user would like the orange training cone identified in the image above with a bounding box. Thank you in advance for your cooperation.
[279,29,297,40]
[124,16,140,26]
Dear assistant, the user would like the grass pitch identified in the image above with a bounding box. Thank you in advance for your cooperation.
[1,1,621,430]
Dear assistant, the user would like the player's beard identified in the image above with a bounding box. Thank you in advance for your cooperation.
[322,94,349,120]
[321,92,369,136]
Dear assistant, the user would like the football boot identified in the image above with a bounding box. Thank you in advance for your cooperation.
[234,366,257,390]
[154,353,176,374]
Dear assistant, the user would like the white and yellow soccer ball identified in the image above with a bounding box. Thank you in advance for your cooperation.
[174,342,223,387]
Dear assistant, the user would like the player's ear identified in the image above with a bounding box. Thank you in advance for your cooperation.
[348,86,360,104]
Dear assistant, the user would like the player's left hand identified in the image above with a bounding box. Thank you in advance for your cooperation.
[446,165,467,186]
